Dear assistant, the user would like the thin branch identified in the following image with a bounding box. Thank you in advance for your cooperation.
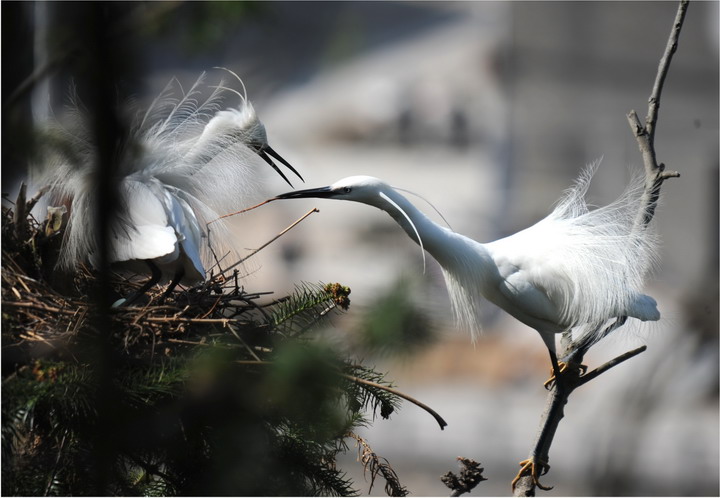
[206,198,275,225]
[44,432,68,496]
[642,0,689,142]
[627,0,687,228]
[221,208,319,274]
[226,323,262,362]
[513,2,688,495]
[235,360,448,429]
[342,374,448,430]
[576,345,647,387]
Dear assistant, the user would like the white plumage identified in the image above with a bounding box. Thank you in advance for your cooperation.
[36,70,302,301]
[273,163,660,358]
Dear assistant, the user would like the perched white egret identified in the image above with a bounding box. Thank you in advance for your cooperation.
[37,69,302,304]
[273,165,660,374]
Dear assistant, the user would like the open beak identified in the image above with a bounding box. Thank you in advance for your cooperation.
[257,145,304,187]
[272,186,335,200]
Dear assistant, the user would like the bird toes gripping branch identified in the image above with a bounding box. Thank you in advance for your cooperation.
[511,457,553,492]
[543,361,588,390]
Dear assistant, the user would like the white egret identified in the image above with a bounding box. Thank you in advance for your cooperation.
[38,69,302,304]
[273,166,660,376]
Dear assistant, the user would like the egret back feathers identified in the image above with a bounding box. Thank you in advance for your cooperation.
[36,70,301,288]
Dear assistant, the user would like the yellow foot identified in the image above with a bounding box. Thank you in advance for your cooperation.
[511,457,553,492]
[543,362,587,389]
[543,361,568,389]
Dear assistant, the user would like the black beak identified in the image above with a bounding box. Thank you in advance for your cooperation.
[272,186,335,200]
[258,145,304,187]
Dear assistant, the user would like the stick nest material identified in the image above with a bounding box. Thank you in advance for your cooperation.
[1,190,337,364]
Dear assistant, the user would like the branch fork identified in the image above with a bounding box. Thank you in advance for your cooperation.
[512,1,687,495]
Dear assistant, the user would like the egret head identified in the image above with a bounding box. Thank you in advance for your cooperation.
[209,68,303,187]
[273,176,392,206]
[236,104,303,187]
[274,176,430,271]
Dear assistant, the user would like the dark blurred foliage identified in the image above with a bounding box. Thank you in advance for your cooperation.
[356,278,436,357]
[2,197,398,495]
[2,2,37,191]
[1,3,409,495]
[148,2,269,53]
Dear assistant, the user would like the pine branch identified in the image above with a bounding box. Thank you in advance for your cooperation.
[270,282,350,336]
[348,432,408,497]
[342,373,447,430]
[342,364,401,422]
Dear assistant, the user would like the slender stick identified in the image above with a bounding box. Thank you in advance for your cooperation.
[576,346,647,387]
[206,198,275,225]
[513,2,688,495]
[221,208,319,274]
[627,0,687,229]
[343,374,448,430]
[235,360,448,429]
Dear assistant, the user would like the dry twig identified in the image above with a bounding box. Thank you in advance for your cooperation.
[348,432,408,497]
[512,2,687,495]
[0,190,311,362]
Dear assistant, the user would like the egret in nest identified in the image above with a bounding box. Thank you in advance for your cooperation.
[36,69,302,305]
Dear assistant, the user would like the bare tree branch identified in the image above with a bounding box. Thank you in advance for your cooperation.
[627,0,687,228]
[576,346,647,387]
[512,1,688,495]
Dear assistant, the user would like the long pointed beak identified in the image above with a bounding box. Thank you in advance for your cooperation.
[258,145,304,187]
[272,186,335,200]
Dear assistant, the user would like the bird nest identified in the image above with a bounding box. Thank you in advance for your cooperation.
[1,188,347,365]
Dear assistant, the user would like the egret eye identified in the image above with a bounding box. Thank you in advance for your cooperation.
[343,187,352,194]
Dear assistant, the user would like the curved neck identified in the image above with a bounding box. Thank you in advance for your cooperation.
[374,187,480,267]
[371,186,498,336]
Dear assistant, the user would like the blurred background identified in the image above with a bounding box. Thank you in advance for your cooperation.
[3,2,718,495]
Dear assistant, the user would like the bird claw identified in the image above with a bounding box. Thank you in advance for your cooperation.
[543,361,568,389]
[511,457,553,492]
[543,362,587,389]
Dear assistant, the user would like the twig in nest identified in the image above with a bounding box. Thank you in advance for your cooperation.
[442,457,487,497]
[348,432,408,497]
[206,198,276,225]
[221,207,319,274]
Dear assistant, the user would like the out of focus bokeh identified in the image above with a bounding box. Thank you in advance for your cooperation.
[3,2,718,495]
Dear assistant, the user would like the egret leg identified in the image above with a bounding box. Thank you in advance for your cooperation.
[115,261,162,307]
[162,268,185,300]
[541,350,566,391]
[511,457,553,492]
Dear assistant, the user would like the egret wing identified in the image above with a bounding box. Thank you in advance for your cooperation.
[160,188,205,282]
[486,223,578,330]
[108,178,179,264]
